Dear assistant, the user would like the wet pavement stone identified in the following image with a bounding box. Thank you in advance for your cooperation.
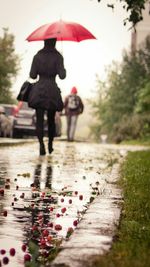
[51,163,122,267]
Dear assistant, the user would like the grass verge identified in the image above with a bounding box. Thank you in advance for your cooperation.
[121,136,150,146]
[88,150,150,267]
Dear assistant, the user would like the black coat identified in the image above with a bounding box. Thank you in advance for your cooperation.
[28,46,66,111]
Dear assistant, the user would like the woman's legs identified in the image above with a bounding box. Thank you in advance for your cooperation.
[36,108,46,155]
[47,109,56,153]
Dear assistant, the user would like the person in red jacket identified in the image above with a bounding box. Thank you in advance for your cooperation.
[64,86,84,141]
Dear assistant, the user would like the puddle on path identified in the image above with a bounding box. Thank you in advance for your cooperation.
[0,141,120,267]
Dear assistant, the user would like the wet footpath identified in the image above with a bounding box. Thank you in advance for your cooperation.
[0,139,147,267]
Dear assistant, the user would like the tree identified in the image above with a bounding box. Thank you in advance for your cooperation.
[94,0,147,27]
[0,28,20,104]
[90,35,150,142]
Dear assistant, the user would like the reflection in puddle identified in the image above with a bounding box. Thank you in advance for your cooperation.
[33,158,53,190]
[0,142,119,266]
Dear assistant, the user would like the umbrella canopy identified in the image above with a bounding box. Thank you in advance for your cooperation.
[26,20,96,42]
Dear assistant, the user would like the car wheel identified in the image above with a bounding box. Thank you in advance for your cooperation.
[12,128,22,138]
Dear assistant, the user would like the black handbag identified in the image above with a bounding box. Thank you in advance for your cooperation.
[17,81,32,102]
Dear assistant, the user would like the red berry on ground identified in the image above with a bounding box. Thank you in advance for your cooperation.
[55,224,62,231]
[24,253,31,262]
[69,199,72,204]
[2,257,9,265]
[48,222,53,228]
[40,238,46,247]
[0,189,4,195]
[9,248,16,256]
[21,244,27,252]
[79,195,83,200]
[42,229,49,237]
[47,235,52,242]
[38,214,43,220]
[61,207,66,213]
[73,220,78,227]
[3,210,7,217]
[32,225,38,232]
[0,249,6,255]
[5,184,10,189]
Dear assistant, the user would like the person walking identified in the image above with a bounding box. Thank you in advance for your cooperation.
[64,86,84,141]
[29,38,66,155]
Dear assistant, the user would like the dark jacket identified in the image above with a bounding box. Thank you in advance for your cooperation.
[64,94,84,116]
[28,46,66,110]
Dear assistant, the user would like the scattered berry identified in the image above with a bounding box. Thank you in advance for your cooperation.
[47,235,52,242]
[24,253,31,262]
[55,224,62,231]
[69,199,72,204]
[9,248,16,256]
[0,249,6,255]
[21,244,27,252]
[5,184,10,189]
[2,257,9,265]
[3,210,7,217]
[42,229,49,237]
[79,195,83,200]
[0,189,4,196]
[73,220,78,227]
[61,207,66,213]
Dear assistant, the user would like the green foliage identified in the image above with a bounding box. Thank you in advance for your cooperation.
[136,81,150,113]
[90,35,150,143]
[87,150,150,267]
[0,28,20,103]
[25,241,39,267]
[95,0,147,27]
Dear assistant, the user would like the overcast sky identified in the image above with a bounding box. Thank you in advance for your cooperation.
[0,0,132,98]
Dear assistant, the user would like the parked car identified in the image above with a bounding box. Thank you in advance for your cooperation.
[13,102,62,138]
[0,103,18,118]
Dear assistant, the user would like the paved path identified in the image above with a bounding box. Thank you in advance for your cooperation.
[51,143,149,267]
[0,138,148,267]
[51,163,122,267]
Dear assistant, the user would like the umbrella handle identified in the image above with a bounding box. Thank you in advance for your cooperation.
[60,40,63,55]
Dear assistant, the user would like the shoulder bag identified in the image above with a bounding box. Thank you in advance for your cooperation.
[17,81,33,102]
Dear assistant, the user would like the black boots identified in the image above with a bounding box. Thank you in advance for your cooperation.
[48,141,53,154]
[39,142,46,156]
[39,142,54,155]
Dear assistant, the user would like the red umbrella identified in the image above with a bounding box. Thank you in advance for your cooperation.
[26,20,96,42]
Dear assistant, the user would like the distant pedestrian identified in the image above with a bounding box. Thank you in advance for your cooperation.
[64,87,84,141]
[29,38,66,156]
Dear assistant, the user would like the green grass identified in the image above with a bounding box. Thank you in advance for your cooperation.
[88,150,150,267]
[121,136,150,146]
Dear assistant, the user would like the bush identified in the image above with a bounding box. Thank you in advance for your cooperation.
[112,114,149,143]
